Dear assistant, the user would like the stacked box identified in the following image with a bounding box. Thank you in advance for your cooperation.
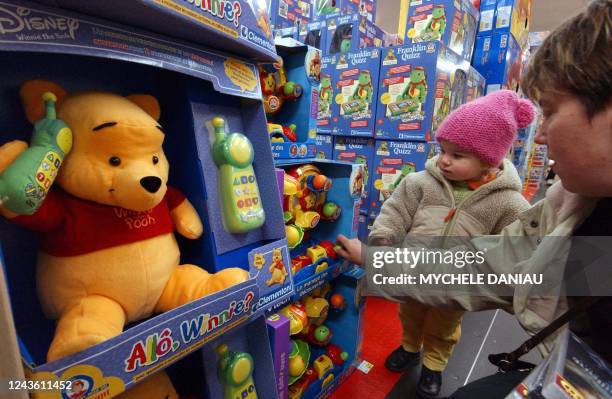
[375,42,469,142]
[324,14,384,55]
[333,137,375,212]
[478,0,532,49]
[312,0,376,22]
[464,66,486,103]
[477,0,499,35]
[402,0,479,61]
[472,32,521,94]
[314,133,334,159]
[275,26,299,40]
[334,48,381,137]
[369,140,430,213]
[298,20,327,49]
[268,0,313,29]
[317,54,338,134]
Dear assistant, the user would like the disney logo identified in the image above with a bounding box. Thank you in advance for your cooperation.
[0,6,79,39]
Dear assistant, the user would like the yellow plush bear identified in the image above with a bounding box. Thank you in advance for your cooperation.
[0,80,250,397]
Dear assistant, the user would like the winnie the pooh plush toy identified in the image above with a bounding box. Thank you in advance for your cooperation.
[0,80,250,398]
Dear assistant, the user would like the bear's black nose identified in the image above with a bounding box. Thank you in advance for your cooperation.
[140,176,162,193]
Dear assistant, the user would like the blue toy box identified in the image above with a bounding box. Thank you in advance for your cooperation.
[265,41,321,159]
[333,48,382,137]
[298,20,328,50]
[333,137,375,213]
[369,140,430,213]
[375,42,469,142]
[324,14,384,55]
[314,133,334,159]
[317,54,338,135]
[312,0,376,22]
[275,26,300,40]
[472,32,522,94]
[477,0,532,49]
[33,0,278,62]
[464,66,486,103]
[0,1,294,396]
[403,0,479,61]
[267,0,313,29]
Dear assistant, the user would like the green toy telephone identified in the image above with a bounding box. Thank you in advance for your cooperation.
[0,92,72,214]
[216,344,258,399]
[211,116,265,233]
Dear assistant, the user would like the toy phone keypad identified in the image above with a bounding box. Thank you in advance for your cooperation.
[216,344,258,399]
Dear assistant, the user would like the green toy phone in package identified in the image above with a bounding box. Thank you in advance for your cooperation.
[0,92,72,214]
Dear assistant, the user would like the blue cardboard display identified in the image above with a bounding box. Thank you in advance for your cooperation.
[375,42,469,142]
[357,212,375,242]
[312,0,376,22]
[298,20,328,50]
[0,1,294,395]
[314,133,334,160]
[369,140,430,213]
[404,0,479,61]
[464,66,486,103]
[477,0,498,34]
[324,14,384,55]
[333,48,382,137]
[317,54,338,135]
[266,41,321,159]
[267,0,313,29]
[477,0,532,49]
[33,0,278,62]
[333,137,375,213]
[275,26,300,40]
[472,32,521,94]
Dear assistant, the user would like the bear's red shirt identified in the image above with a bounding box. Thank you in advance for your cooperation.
[12,187,186,256]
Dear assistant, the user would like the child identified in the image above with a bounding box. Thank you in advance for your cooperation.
[366,90,534,398]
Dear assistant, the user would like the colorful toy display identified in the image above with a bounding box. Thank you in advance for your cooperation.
[269,123,298,142]
[324,14,385,55]
[313,133,334,159]
[260,63,304,115]
[212,116,265,234]
[317,69,336,135]
[299,20,327,50]
[401,0,479,61]
[216,344,258,399]
[464,66,487,103]
[478,0,532,49]
[0,91,72,215]
[267,0,312,29]
[288,339,312,384]
[333,137,375,212]
[473,32,522,94]
[376,42,469,141]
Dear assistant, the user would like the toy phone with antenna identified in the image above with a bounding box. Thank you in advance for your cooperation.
[0,92,72,215]
[211,116,265,233]
[216,344,258,399]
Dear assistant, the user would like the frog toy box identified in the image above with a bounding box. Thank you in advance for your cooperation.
[375,42,469,142]
[333,48,381,137]
[267,0,313,29]
[400,0,479,61]
[298,20,327,50]
[324,14,384,55]
[317,54,337,135]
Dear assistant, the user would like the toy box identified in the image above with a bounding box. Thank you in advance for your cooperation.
[375,42,469,142]
[473,32,522,94]
[370,140,430,213]
[324,14,385,55]
[400,0,479,61]
[264,41,321,159]
[312,0,376,22]
[299,20,327,50]
[267,313,291,399]
[268,0,313,29]
[357,212,375,242]
[333,48,381,137]
[275,160,361,297]
[33,0,278,62]
[333,137,375,213]
[314,133,334,159]
[276,26,300,40]
[464,66,486,103]
[317,54,338,135]
[478,0,532,49]
[0,1,295,396]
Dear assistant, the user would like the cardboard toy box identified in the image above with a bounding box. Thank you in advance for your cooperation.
[400,0,479,61]
[33,0,278,62]
[314,133,334,159]
[333,48,382,137]
[472,32,522,94]
[357,212,375,242]
[464,66,486,103]
[369,140,430,213]
[317,54,338,135]
[265,41,321,159]
[333,137,375,213]
[0,1,295,396]
[312,0,376,22]
[275,26,300,41]
[266,314,291,399]
[478,0,532,50]
[268,0,313,29]
[324,14,385,55]
[375,42,469,142]
[298,20,328,50]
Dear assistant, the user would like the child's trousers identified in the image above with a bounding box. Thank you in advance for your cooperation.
[399,300,464,371]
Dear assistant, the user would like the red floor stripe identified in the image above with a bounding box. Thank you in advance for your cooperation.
[331,297,402,399]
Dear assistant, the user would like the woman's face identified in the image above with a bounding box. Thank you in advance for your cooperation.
[534,94,612,197]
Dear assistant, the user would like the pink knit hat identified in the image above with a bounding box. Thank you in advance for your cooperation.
[435,90,536,166]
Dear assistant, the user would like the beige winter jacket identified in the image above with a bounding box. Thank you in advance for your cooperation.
[366,181,600,355]
[369,156,531,243]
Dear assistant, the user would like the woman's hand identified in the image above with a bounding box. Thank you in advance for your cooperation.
[335,234,364,266]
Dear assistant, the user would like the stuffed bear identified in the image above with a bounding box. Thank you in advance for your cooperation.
[0,81,249,394]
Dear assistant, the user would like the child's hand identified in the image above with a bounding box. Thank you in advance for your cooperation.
[335,234,363,265]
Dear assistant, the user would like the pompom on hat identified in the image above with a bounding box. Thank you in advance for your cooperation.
[435,90,536,166]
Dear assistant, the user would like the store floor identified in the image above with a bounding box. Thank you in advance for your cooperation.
[331,297,541,399]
